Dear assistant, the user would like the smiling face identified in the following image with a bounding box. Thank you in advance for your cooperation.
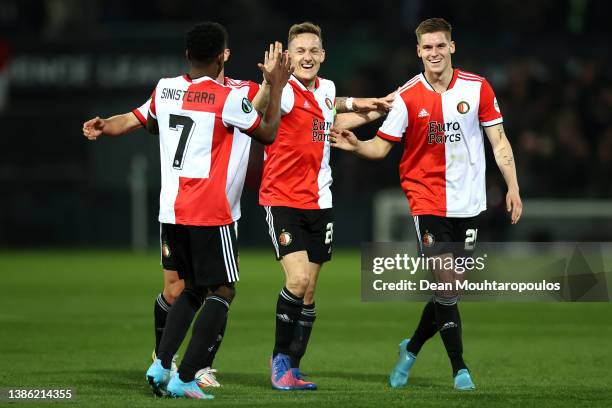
[288,33,325,87]
[417,31,455,76]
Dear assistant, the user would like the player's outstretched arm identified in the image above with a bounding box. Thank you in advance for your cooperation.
[485,123,523,224]
[82,113,142,140]
[334,110,386,130]
[250,47,293,145]
[333,90,395,129]
[336,92,394,113]
[330,129,393,160]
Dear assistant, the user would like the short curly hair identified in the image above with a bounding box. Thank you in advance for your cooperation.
[185,22,228,63]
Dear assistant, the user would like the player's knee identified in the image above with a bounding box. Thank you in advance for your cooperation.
[434,294,459,306]
[287,273,309,296]
[209,283,236,302]
[165,280,184,303]
[162,288,177,305]
[182,285,206,306]
[304,288,316,305]
[434,291,459,302]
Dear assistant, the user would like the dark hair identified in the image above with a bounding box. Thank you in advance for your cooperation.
[415,18,452,43]
[185,22,228,63]
[288,22,322,46]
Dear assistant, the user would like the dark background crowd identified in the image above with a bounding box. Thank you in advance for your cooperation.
[1,0,611,247]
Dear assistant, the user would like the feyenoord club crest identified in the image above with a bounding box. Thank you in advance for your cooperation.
[279,230,293,246]
[162,243,171,258]
[456,101,470,114]
[325,97,333,110]
[422,232,435,247]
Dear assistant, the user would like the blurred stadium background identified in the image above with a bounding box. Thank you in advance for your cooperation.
[1,1,612,406]
[1,0,612,249]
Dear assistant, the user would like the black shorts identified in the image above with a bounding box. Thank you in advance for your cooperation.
[413,214,480,257]
[161,223,239,287]
[262,206,334,264]
[160,222,239,272]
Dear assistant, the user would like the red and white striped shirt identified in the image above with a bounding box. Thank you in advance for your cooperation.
[133,77,258,222]
[147,74,260,226]
[378,69,503,217]
[259,76,335,209]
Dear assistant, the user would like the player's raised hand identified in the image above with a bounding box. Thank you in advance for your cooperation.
[280,51,294,84]
[82,116,106,140]
[506,189,523,224]
[258,42,290,85]
[258,42,277,83]
[258,42,293,89]
[330,128,359,151]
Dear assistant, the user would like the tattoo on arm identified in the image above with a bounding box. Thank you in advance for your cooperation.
[498,127,504,141]
[496,147,514,166]
[336,97,347,113]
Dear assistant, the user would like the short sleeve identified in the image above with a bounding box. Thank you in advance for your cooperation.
[132,99,150,126]
[148,88,157,119]
[246,81,260,101]
[280,84,295,115]
[222,87,261,134]
[479,79,503,127]
[377,93,408,142]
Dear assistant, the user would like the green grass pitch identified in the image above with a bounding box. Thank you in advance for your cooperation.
[1,249,611,407]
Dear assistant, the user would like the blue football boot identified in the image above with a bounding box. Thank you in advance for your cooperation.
[145,358,171,397]
[389,338,417,388]
[454,368,476,391]
[167,375,214,399]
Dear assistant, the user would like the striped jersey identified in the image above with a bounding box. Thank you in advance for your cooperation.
[147,74,260,226]
[377,69,503,217]
[259,75,335,209]
[133,77,258,222]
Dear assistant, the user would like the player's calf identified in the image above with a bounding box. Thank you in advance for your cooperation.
[433,295,468,376]
[273,287,304,361]
[289,303,316,367]
[177,292,232,384]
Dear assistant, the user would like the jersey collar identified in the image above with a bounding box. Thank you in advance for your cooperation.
[182,74,216,84]
[289,75,319,91]
[420,68,458,93]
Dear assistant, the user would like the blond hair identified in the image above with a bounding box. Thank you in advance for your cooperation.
[288,22,322,45]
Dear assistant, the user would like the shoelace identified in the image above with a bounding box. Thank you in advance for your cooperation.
[273,357,289,377]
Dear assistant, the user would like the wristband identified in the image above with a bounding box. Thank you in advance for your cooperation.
[346,97,354,112]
